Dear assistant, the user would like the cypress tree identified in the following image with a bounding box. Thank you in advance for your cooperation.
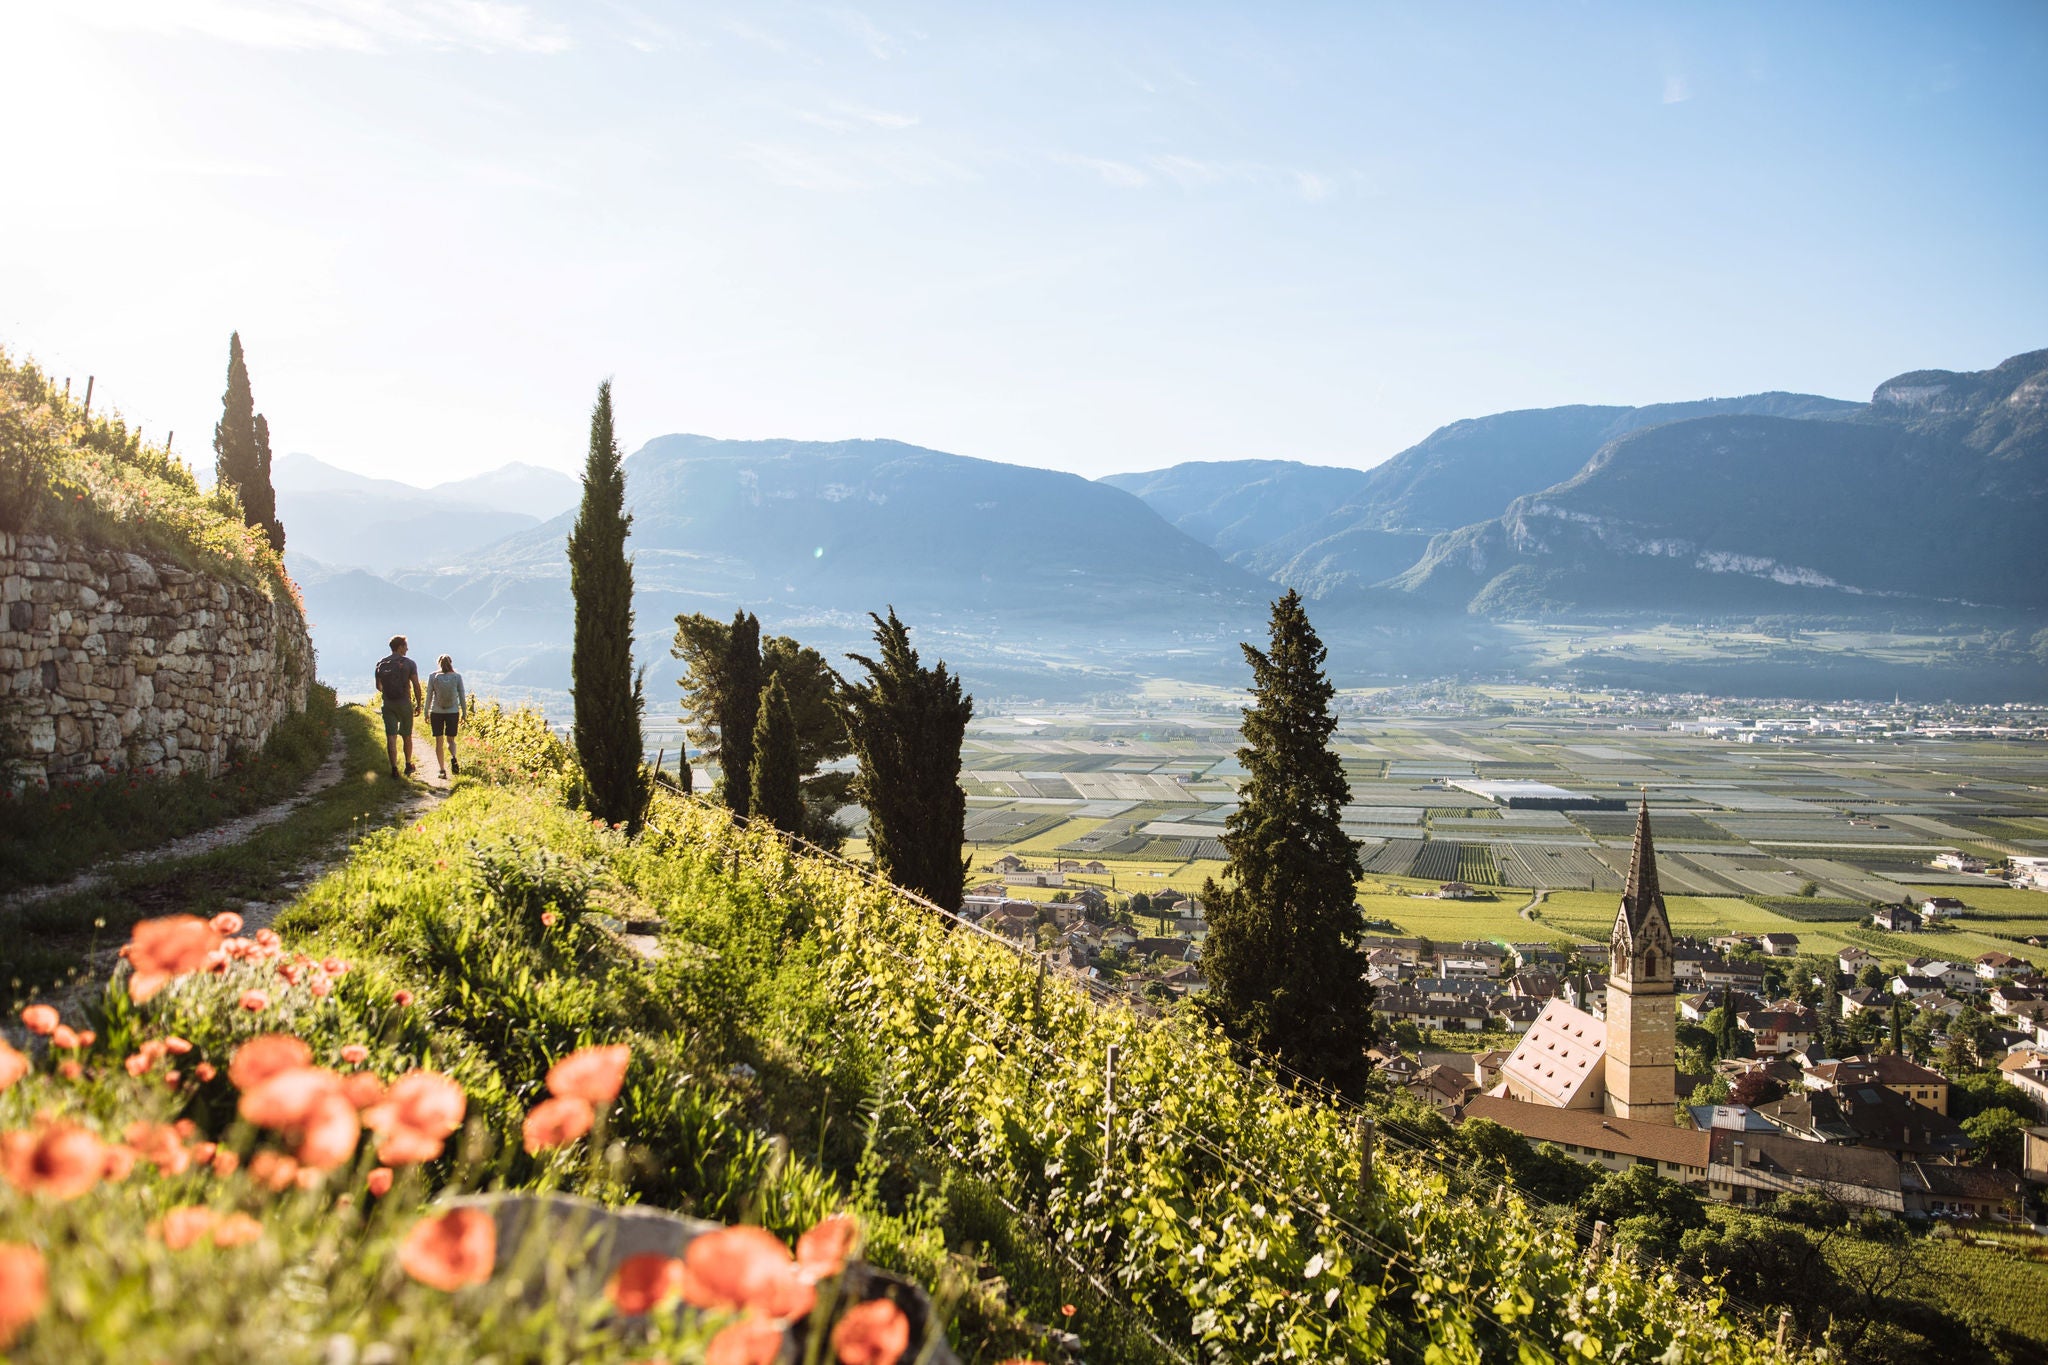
[213,333,257,515]
[250,412,284,552]
[718,610,763,816]
[1199,590,1373,1093]
[840,608,972,912]
[566,379,648,830]
[749,673,803,836]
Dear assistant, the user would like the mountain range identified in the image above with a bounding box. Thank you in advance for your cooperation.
[285,348,2046,703]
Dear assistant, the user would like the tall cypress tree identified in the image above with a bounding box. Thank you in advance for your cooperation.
[250,412,284,552]
[566,379,648,830]
[840,608,972,912]
[213,333,258,515]
[1200,591,1373,1093]
[717,610,763,816]
[749,673,803,836]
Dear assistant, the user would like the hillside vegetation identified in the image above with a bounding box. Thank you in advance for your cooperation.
[0,348,296,610]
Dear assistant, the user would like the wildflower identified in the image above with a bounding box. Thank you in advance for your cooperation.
[546,1044,630,1106]
[165,1069,183,1086]
[196,1061,218,1083]
[164,1036,192,1055]
[1,1123,108,1199]
[0,1243,48,1349]
[57,1061,81,1080]
[296,1090,364,1169]
[102,1143,138,1181]
[323,957,349,976]
[522,1095,594,1153]
[797,1214,858,1283]
[211,1212,264,1247]
[399,1208,497,1292]
[125,1122,191,1176]
[255,928,282,950]
[1060,1304,1075,1317]
[393,990,415,1008]
[50,1026,80,1051]
[367,1166,394,1197]
[155,1206,220,1250]
[342,1072,386,1110]
[126,914,224,1002]
[0,1042,27,1094]
[75,1030,94,1048]
[124,1053,154,1077]
[363,1070,465,1165]
[310,978,332,998]
[340,1044,370,1066]
[540,911,558,927]
[211,1148,240,1177]
[607,1253,687,1314]
[680,1225,814,1322]
[239,990,270,1013]
[209,912,244,936]
[832,1298,910,1365]
[19,1005,58,1036]
[706,1317,786,1365]
[248,1150,299,1191]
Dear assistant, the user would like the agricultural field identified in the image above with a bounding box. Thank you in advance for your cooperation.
[879,701,2048,966]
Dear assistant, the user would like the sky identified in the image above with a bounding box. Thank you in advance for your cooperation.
[2,2,2044,487]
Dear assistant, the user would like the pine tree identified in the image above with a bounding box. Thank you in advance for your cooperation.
[1199,591,1373,1093]
[250,412,284,552]
[566,379,648,830]
[840,608,973,912]
[213,333,257,515]
[749,673,803,836]
[718,610,763,816]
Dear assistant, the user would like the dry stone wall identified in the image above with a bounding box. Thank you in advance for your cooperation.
[0,531,314,789]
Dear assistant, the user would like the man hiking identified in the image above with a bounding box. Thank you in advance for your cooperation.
[374,634,424,780]
[426,653,467,780]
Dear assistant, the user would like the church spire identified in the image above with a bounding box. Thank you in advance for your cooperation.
[1621,787,1663,930]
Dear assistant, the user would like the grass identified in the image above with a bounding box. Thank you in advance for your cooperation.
[0,684,340,895]
[1,699,416,1009]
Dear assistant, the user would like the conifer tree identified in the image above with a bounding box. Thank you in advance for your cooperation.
[1199,590,1373,1093]
[250,412,284,551]
[840,608,973,912]
[717,610,763,816]
[566,379,648,830]
[749,673,803,836]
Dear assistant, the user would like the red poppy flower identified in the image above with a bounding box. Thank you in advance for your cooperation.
[124,1122,191,1176]
[607,1252,687,1314]
[212,1212,264,1247]
[155,1206,219,1250]
[547,1044,630,1106]
[521,1095,594,1153]
[101,1143,138,1181]
[239,991,270,1013]
[248,1150,300,1191]
[50,1026,80,1051]
[340,1044,370,1066]
[393,990,415,1008]
[0,1243,48,1348]
[1,1123,107,1199]
[0,1042,27,1094]
[195,1062,218,1083]
[342,1072,387,1110]
[56,1061,81,1081]
[18,1005,58,1037]
[797,1213,858,1282]
[363,1070,466,1165]
[707,1316,786,1365]
[681,1225,814,1322]
[164,1036,192,1055]
[296,1089,364,1169]
[126,915,224,1002]
[399,1208,497,1291]
[831,1298,911,1365]
[211,1148,240,1176]
[367,1166,394,1197]
[238,1066,344,1129]
[209,911,245,936]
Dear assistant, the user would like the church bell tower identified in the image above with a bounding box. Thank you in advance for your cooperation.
[1604,791,1676,1120]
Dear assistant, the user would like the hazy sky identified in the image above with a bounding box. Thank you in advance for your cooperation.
[4,2,2044,486]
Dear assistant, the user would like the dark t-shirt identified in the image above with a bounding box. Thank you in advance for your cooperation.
[374,654,419,707]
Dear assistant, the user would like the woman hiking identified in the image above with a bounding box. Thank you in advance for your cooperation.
[426,654,467,780]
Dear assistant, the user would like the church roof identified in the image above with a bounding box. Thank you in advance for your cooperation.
[1620,791,1665,934]
[1499,1000,1607,1108]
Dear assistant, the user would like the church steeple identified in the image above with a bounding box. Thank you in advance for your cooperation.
[1604,787,1676,1121]
[1620,788,1663,933]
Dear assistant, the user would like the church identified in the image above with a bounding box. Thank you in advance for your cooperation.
[1492,793,1677,1121]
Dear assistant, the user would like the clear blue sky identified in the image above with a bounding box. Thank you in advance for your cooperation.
[3,2,2043,485]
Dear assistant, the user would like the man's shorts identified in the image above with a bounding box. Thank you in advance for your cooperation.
[430,712,460,738]
[382,703,414,739]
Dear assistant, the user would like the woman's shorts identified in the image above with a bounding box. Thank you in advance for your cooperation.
[430,713,461,737]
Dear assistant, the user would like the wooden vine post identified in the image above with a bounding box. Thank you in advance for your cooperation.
[1356,1115,1375,1192]
[1103,1043,1122,1180]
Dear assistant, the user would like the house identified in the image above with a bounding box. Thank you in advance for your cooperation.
[983,907,1039,942]
[1671,940,1716,987]
[1099,925,1138,949]
[1838,946,1878,976]
[1739,1007,1818,1056]
[1080,860,1110,875]
[1991,981,2048,1024]
[1367,1049,1421,1084]
[1359,936,1430,966]
[1409,1063,1477,1111]
[1705,1129,1904,1214]
[1749,1089,1859,1144]
[1509,969,1561,1001]
[1911,991,1967,1022]
[1710,934,1759,954]
[960,894,1006,920]
[1462,1095,1711,1185]
[1699,958,1768,992]
[1805,1055,1952,1116]
[1978,952,2028,980]
[1070,886,1109,913]
[1437,881,1478,900]
[989,854,1026,873]
[1156,963,1206,995]
[1004,870,1065,888]
[1473,1049,1512,1090]
[2010,856,2048,890]
[1918,896,1967,922]
[1898,958,1979,994]
[2024,1125,2048,1185]
[1838,987,1888,1019]
[1871,905,1920,933]
[1760,933,1802,957]
[1375,991,1489,1032]
[1561,974,1608,1018]
[1932,852,1986,874]
[1996,1049,2048,1119]
[1489,998,1546,1033]
[1509,942,1570,969]
[1902,1162,2026,1221]
[1436,954,1494,980]
[1129,936,1193,962]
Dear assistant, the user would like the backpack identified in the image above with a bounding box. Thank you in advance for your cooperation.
[374,655,413,704]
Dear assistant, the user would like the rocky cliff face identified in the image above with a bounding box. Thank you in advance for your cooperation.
[0,532,314,789]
